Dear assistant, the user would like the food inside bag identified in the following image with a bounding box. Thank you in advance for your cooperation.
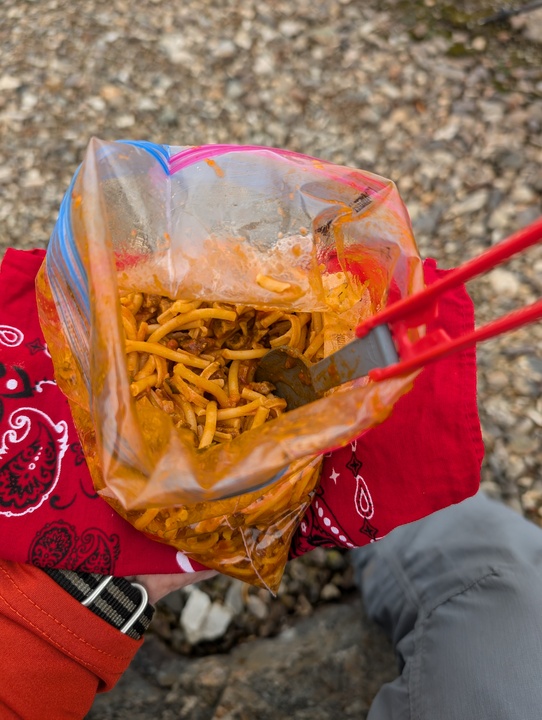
[36,139,424,591]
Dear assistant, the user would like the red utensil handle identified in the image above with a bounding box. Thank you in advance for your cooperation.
[356,215,542,338]
[368,297,542,382]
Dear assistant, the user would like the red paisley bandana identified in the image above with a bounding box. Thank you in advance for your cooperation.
[0,249,483,576]
[0,249,205,576]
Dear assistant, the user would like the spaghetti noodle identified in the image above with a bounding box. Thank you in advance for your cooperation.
[121,292,326,449]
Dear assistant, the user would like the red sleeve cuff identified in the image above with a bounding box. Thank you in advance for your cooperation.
[0,559,141,718]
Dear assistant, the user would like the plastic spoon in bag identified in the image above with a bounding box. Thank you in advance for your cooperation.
[255,216,542,409]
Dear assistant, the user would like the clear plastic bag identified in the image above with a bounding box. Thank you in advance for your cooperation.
[37,139,424,590]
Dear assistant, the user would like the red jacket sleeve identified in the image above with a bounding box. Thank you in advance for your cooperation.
[0,559,142,719]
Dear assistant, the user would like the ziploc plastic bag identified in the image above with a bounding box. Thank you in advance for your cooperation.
[36,139,424,591]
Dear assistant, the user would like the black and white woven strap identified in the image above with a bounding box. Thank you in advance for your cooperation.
[43,569,154,640]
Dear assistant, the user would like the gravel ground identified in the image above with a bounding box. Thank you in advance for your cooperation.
[1,0,541,717]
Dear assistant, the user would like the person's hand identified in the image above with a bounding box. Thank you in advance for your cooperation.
[128,569,217,605]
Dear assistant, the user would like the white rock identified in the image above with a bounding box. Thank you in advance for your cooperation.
[279,20,304,38]
[137,97,158,111]
[527,409,542,427]
[160,34,192,65]
[224,580,245,615]
[246,594,269,620]
[226,80,244,100]
[260,26,278,43]
[488,268,520,296]
[213,40,236,59]
[0,75,21,91]
[0,167,13,183]
[87,96,106,112]
[480,479,501,500]
[115,114,135,129]
[180,587,211,645]
[254,52,275,75]
[478,100,504,124]
[200,603,235,641]
[488,204,515,230]
[103,31,120,44]
[449,189,488,217]
[21,169,44,188]
[511,185,536,204]
[485,397,516,427]
[516,8,542,44]
[21,92,38,111]
[406,200,422,222]
[433,121,459,141]
[320,583,341,601]
[234,30,252,50]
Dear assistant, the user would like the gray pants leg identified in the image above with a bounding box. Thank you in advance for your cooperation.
[351,492,542,720]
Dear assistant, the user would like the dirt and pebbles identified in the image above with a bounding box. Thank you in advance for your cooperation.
[1,0,541,717]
